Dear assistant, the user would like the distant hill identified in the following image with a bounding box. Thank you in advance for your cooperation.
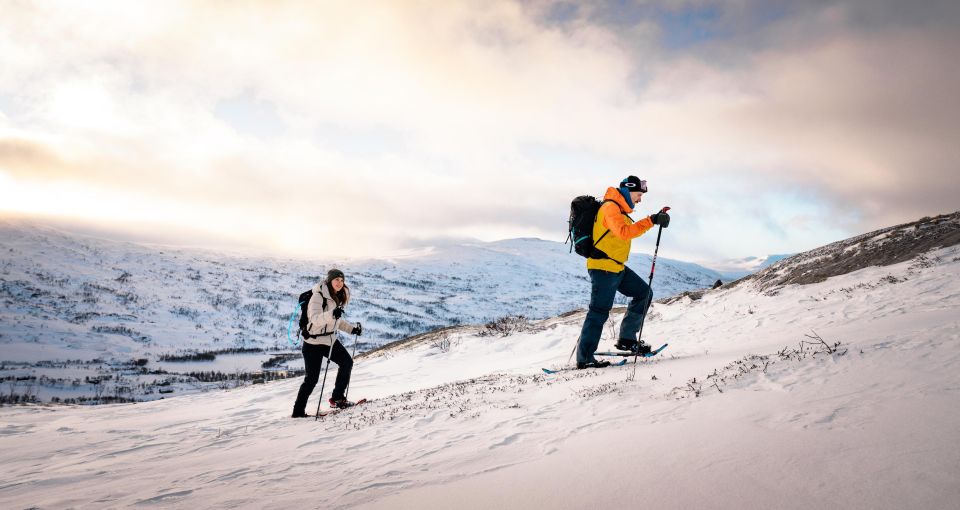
[0,220,725,364]
[663,211,960,305]
[707,254,794,281]
[738,211,960,290]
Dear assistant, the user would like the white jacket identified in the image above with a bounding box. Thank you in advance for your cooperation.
[304,282,357,346]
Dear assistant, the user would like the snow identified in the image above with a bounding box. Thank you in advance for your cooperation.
[1,243,958,508]
[0,219,723,357]
[0,219,726,402]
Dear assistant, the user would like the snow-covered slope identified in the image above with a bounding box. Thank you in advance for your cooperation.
[0,219,723,402]
[739,211,960,290]
[0,213,958,509]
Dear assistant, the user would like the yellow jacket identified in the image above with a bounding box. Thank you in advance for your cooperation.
[587,187,654,272]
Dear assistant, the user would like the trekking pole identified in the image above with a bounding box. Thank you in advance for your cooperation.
[314,319,340,421]
[631,207,670,378]
[343,327,360,401]
[567,334,581,364]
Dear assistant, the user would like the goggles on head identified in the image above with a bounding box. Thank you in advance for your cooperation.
[622,179,648,193]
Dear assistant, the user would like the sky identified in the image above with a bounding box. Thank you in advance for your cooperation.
[1,0,958,265]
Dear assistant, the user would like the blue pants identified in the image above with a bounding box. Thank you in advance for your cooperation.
[577,266,653,363]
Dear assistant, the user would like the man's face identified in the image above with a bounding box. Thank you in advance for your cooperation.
[630,191,644,204]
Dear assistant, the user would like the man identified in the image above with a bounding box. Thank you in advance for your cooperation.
[577,176,670,369]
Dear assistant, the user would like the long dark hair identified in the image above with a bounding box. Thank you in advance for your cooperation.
[325,280,349,307]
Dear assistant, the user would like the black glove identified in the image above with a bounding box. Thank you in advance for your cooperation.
[351,322,362,336]
[332,307,344,319]
[650,211,670,228]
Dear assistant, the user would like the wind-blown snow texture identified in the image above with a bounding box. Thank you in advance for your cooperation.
[1,213,959,509]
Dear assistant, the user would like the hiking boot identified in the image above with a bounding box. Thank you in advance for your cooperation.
[329,398,356,409]
[576,359,612,370]
[615,339,652,355]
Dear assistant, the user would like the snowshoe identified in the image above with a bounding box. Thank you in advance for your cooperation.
[614,339,652,355]
[576,359,612,370]
[329,398,357,409]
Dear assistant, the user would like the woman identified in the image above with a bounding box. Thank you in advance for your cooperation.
[292,268,363,418]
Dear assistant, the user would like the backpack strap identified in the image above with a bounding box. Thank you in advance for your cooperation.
[302,290,332,339]
[591,199,616,247]
[591,199,629,265]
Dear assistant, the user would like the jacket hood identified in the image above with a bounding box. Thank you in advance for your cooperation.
[603,187,634,214]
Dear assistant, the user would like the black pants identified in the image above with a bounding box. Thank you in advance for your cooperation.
[293,340,354,414]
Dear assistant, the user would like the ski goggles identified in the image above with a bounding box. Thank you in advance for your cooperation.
[622,179,648,193]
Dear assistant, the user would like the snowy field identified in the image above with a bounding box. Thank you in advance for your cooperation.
[1,243,957,509]
[1,219,727,403]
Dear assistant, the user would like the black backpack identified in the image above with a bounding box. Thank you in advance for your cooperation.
[297,289,328,339]
[566,196,627,264]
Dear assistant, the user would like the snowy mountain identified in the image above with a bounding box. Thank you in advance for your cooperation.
[737,212,960,290]
[0,219,723,402]
[706,253,793,280]
[1,212,957,509]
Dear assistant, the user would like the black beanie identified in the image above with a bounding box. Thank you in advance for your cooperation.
[620,175,648,193]
[326,269,345,282]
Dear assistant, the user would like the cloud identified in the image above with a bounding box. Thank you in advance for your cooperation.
[715,15,960,228]
[547,0,960,233]
[0,138,65,177]
[0,0,957,260]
